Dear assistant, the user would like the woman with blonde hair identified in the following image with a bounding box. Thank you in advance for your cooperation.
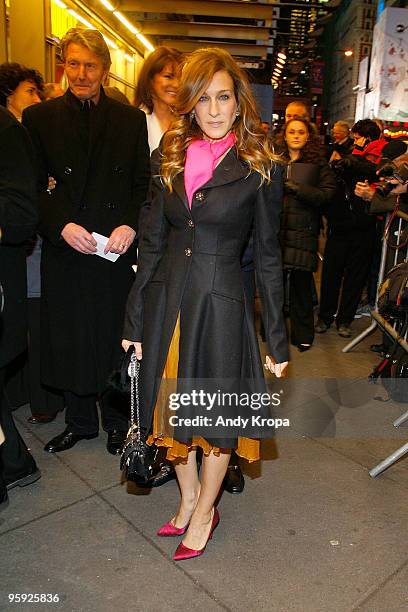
[122,47,288,560]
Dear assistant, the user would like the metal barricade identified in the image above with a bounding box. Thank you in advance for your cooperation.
[342,209,408,354]
[341,208,408,476]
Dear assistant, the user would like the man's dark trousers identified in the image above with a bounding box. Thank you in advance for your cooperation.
[319,228,376,327]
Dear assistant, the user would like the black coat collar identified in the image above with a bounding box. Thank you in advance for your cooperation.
[173,148,250,213]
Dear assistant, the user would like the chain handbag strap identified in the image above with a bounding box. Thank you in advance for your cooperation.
[128,353,141,442]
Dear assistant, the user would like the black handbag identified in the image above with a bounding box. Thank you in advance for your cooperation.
[119,347,159,483]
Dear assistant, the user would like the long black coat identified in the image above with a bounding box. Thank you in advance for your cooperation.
[23,89,150,394]
[123,150,289,435]
[281,158,336,272]
[0,108,37,368]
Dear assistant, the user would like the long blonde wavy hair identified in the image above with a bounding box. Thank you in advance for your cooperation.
[160,47,279,190]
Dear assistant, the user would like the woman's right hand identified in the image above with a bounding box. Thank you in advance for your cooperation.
[121,340,143,360]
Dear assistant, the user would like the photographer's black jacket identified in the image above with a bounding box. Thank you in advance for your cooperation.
[325,154,378,234]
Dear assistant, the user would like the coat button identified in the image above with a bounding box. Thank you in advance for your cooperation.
[64,166,72,175]
[195,191,204,201]
[187,219,195,228]
[114,165,123,174]
[105,202,116,209]
[185,248,192,257]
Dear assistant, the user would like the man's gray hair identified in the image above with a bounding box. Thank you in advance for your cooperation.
[334,120,350,132]
[60,28,111,70]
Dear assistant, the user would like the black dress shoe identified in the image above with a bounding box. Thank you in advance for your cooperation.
[136,462,176,488]
[223,465,245,494]
[28,412,59,424]
[5,465,41,490]
[106,430,127,456]
[297,343,312,353]
[148,462,176,487]
[44,428,98,453]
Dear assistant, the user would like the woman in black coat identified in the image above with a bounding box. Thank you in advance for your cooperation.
[123,48,288,560]
[276,118,336,351]
[0,107,41,499]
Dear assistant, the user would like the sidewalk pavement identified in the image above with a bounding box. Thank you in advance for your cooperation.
[1,318,407,612]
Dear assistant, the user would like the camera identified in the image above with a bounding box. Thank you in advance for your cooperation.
[375,161,408,197]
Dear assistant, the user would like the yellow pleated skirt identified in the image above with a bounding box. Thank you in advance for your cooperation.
[147,316,260,462]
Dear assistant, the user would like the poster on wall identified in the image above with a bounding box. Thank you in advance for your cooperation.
[368,7,408,121]
[310,61,324,95]
[355,57,369,121]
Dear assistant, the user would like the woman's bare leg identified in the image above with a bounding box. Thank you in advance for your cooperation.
[181,450,231,550]
[172,448,201,528]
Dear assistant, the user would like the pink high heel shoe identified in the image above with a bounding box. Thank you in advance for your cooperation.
[157,519,189,537]
[173,508,220,561]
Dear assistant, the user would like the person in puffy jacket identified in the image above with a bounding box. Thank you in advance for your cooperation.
[276,118,336,351]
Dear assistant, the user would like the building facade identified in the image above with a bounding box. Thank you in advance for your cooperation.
[323,0,376,124]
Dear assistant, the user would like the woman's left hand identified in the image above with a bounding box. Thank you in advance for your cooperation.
[264,356,288,378]
[105,225,136,255]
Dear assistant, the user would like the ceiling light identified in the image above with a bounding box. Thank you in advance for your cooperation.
[103,34,119,49]
[344,49,353,57]
[99,0,115,10]
[52,0,67,8]
[113,11,139,35]
[67,9,94,29]
[136,33,155,52]
[278,51,287,60]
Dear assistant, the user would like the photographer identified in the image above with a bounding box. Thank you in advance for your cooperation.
[316,120,384,338]
[355,140,408,206]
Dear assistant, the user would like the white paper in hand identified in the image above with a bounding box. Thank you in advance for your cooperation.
[91,232,120,262]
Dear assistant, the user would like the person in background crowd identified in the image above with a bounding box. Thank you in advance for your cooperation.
[316,119,383,338]
[285,100,310,122]
[43,83,65,101]
[104,86,130,105]
[0,63,43,120]
[271,100,315,147]
[0,105,41,506]
[373,118,385,138]
[354,140,408,204]
[276,118,336,351]
[122,47,288,561]
[329,121,354,162]
[23,28,150,456]
[0,63,64,424]
[134,46,183,153]
[351,119,387,165]
[129,46,183,488]
[261,121,270,136]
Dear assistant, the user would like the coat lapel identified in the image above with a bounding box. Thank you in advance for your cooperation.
[171,148,249,214]
[203,148,249,190]
[173,172,191,214]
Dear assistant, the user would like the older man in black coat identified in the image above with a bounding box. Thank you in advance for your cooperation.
[23,28,150,455]
[0,106,41,505]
